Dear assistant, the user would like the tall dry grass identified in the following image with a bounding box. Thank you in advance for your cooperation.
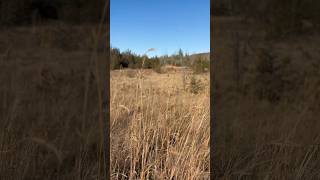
[110,68,210,179]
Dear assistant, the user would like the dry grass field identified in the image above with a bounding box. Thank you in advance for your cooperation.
[3,15,320,180]
[0,24,210,179]
[110,67,210,179]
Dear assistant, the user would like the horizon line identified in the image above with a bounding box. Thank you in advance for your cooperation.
[111,46,210,58]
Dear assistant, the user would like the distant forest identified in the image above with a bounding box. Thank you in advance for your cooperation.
[111,47,210,73]
[0,0,105,25]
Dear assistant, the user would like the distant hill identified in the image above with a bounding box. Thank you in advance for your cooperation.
[189,52,210,61]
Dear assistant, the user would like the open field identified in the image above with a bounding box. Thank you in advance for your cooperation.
[111,67,210,179]
[2,13,320,180]
[0,24,210,179]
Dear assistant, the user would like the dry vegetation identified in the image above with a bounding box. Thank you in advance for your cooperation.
[213,16,320,179]
[0,24,210,179]
[110,67,210,179]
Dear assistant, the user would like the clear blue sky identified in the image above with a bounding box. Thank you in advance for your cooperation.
[111,0,210,57]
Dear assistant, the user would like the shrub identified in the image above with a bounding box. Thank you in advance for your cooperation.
[111,48,144,70]
[150,57,163,73]
[110,47,122,69]
[191,56,209,74]
[189,76,203,94]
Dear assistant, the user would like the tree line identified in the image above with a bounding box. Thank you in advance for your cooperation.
[111,47,209,73]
